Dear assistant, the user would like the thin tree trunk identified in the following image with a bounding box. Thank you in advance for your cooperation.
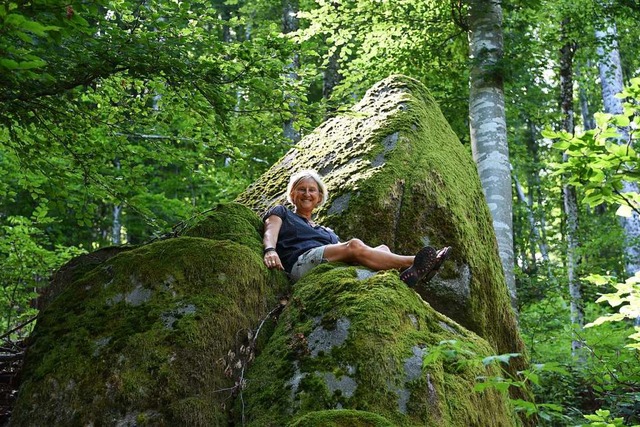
[323,45,342,116]
[221,5,232,44]
[323,2,342,117]
[283,0,300,143]
[513,172,536,271]
[112,158,122,245]
[468,0,516,308]
[323,49,341,100]
[525,120,550,264]
[524,120,556,288]
[514,170,548,265]
[559,20,584,356]
[595,18,640,275]
[576,65,596,131]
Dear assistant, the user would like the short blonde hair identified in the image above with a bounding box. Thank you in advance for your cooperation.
[286,169,329,206]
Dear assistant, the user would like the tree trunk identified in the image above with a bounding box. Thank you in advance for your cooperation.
[220,5,232,44]
[524,120,556,289]
[323,44,342,116]
[514,169,548,266]
[576,65,596,131]
[468,0,516,307]
[525,120,550,264]
[112,205,122,245]
[595,18,640,275]
[513,172,535,271]
[559,20,584,356]
[283,0,300,143]
[323,1,343,116]
[112,159,122,245]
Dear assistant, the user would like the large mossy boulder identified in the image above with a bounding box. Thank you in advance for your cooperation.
[237,74,525,363]
[12,75,528,426]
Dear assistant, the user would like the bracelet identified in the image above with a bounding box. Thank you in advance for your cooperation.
[263,247,276,255]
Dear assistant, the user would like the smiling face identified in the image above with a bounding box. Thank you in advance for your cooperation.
[290,177,322,213]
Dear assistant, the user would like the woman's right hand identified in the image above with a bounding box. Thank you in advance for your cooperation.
[263,214,284,270]
[264,250,284,270]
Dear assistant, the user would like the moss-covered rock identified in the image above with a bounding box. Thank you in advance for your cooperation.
[237,75,532,422]
[13,76,529,426]
[240,266,517,426]
[290,409,396,426]
[181,202,265,255]
[11,205,288,426]
[38,245,138,311]
[237,75,525,366]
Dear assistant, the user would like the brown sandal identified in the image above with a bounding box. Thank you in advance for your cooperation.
[400,246,452,287]
[400,246,437,287]
[423,246,452,282]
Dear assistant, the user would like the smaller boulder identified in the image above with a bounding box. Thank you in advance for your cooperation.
[241,265,517,427]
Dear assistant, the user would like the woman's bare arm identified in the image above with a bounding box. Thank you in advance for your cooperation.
[263,215,284,270]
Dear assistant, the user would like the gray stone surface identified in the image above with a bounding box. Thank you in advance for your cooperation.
[125,284,153,306]
[318,372,357,399]
[328,193,351,216]
[307,317,351,358]
[422,262,470,298]
[355,268,376,281]
[161,304,197,329]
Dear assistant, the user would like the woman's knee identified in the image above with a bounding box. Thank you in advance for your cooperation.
[345,238,367,258]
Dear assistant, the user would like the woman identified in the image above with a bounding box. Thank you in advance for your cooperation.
[262,170,451,285]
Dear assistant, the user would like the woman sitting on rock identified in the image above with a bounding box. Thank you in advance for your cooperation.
[262,169,451,284]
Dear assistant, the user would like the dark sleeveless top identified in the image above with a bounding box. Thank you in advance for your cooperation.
[263,205,339,272]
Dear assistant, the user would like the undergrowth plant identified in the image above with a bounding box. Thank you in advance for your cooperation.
[0,204,85,338]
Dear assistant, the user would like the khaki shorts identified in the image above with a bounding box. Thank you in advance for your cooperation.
[290,246,327,282]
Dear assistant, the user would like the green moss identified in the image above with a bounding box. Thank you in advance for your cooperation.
[289,409,395,426]
[41,245,138,310]
[240,267,517,426]
[168,396,228,426]
[236,75,529,402]
[12,204,290,426]
[15,76,530,426]
[182,202,264,255]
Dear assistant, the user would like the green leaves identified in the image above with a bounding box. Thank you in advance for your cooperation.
[585,272,640,329]
[421,339,478,369]
[3,13,59,37]
[481,353,522,366]
[0,4,59,77]
[291,0,469,138]
[0,208,85,337]
[581,409,627,427]
[474,356,568,420]
[547,79,640,216]
[474,376,514,393]
[584,272,640,352]
[0,0,296,244]
[0,58,47,70]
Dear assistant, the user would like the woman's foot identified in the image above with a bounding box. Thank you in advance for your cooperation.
[400,246,452,287]
[423,246,452,282]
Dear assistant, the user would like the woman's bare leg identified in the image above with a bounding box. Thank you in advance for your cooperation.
[323,239,413,271]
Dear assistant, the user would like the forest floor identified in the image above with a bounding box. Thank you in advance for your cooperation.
[0,338,24,426]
